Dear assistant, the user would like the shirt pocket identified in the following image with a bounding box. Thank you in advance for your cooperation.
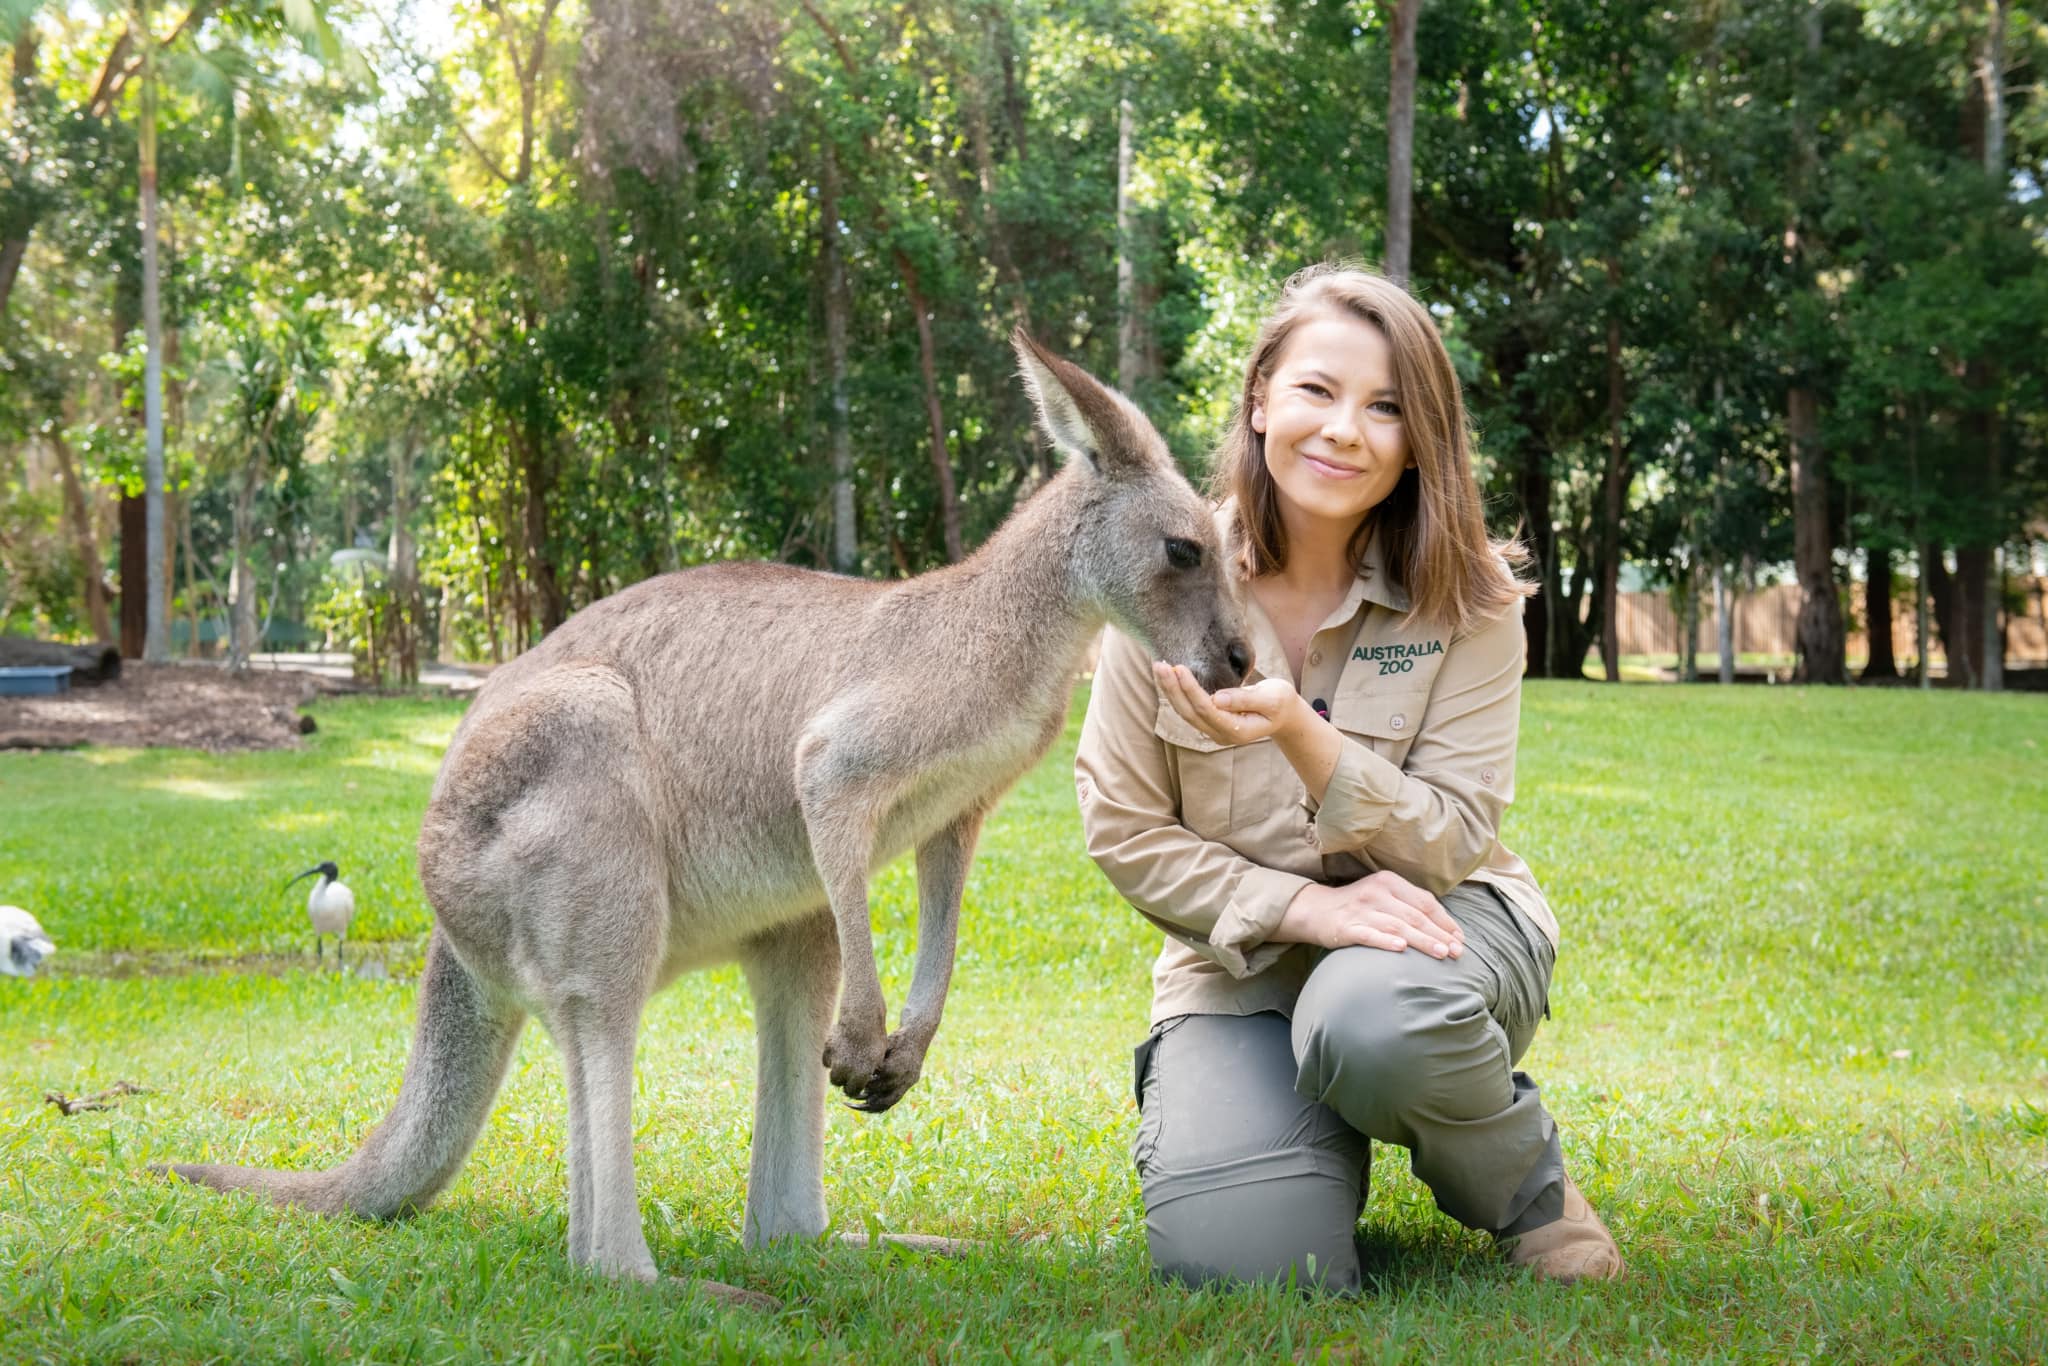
[1153,700,1236,838]
[1329,687,1430,768]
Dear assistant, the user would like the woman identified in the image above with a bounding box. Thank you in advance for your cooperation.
[1075,264,1621,1291]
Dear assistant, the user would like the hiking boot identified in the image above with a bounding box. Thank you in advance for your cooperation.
[1502,1176,1623,1284]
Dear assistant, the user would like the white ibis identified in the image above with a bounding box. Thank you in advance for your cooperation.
[287,861,357,967]
[0,906,55,978]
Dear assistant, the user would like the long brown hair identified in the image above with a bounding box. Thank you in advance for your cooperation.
[1209,263,1531,636]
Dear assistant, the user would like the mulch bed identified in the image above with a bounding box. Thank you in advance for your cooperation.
[0,661,337,752]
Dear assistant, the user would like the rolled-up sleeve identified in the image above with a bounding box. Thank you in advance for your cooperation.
[1076,628,1310,979]
[1308,604,1524,892]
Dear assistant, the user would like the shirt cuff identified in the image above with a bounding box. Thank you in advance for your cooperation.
[1308,736,1404,854]
[1206,865,1314,979]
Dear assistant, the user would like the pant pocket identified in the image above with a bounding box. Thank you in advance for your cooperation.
[1131,1015,1188,1175]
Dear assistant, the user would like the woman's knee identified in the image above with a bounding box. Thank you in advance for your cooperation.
[1291,949,1511,1135]
[1135,1013,1367,1291]
[1143,1151,1364,1291]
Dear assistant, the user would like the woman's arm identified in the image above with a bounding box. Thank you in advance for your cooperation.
[1158,605,1525,895]
[1077,627,1316,979]
[1083,629,1464,971]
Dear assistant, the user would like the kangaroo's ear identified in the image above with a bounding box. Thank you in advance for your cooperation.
[1012,328,1153,478]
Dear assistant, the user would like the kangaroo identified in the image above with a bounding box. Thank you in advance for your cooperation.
[156,332,1250,1286]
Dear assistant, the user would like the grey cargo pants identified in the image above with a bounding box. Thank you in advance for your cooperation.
[1131,883,1565,1291]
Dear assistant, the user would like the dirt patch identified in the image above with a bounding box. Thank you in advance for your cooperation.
[0,662,341,752]
[49,943,428,981]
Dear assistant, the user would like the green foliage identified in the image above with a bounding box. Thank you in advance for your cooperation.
[1,0,2044,667]
[0,685,2044,1358]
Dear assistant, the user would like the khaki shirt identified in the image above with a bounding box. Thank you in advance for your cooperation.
[1075,524,1556,1026]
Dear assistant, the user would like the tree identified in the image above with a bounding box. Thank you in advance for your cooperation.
[1385,0,1419,285]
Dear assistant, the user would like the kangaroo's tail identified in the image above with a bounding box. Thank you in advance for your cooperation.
[154,929,525,1219]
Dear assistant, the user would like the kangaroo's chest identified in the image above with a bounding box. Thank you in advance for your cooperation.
[872,706,1065,862]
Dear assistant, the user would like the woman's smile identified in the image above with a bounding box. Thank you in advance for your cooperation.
[1299,452,1367,480]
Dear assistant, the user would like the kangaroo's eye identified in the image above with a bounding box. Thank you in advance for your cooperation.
[1165,537,1203,570]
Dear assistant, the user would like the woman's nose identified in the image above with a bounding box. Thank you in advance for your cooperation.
[1322,410,1363,446]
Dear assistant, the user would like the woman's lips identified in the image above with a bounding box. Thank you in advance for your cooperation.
[1299,452,1364,479]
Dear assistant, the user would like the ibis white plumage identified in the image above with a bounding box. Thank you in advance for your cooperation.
[287,861,356,967]
[0,905,55,978]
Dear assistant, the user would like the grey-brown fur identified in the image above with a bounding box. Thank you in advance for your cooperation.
[155,332,1249,1282]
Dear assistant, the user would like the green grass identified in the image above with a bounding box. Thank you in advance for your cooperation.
[2,684,2045,1362]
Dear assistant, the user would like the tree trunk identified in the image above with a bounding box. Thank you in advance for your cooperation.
[1978,408,2003,691]
[1788,387,1845,683]
[1980,0,2008,181]
[894,250,963,564]
[1715,563,1735,684]
[139,5,169,663]
[1971,2,2009,689]
[1914,544,1932,688]
[1678,559,1698,682]
[822,144,856,574]
[1116,93,1142,392]
[1862,546,1898,680]
[390,429,422,684]
[1596,273,1626,684]
[962,51,1033,339]
[1385,0,1420,285]
[180,487,202,658]
[0,29,35,322]
[227,482,258,671]
[1925,542,1966,686]
[119,495,146,657]
[1499,330,1558,676]
[516,424,566,634]
[0,237,23,322]
[1519,447,1553,676]
[48,434,115,643]
[1953,545,1990,687]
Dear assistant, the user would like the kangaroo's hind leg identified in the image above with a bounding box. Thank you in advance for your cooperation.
[551,988,656,1281]
[739,909,840,1246]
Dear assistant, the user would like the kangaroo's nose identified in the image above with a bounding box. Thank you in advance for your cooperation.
[1225,639,1252,682]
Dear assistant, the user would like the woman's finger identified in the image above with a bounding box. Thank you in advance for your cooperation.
[1339,921,1409,954]
[1177,667,1251,744]
[1376,874,1462,945]
[1357,894,1455,959]
[1153,662,1206,728]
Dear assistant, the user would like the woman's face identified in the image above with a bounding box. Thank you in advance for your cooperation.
[1251,310,1414,542]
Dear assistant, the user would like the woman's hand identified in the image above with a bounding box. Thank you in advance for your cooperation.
[1274,871,1466,959]
[1153,663,1309,747]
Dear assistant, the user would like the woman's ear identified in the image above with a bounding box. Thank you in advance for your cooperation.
[1249,396,1267,434]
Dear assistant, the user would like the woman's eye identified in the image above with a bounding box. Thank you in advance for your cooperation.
[1301,382,1332,398]
[1164,537,1202,570]
[1370,400,1403,417]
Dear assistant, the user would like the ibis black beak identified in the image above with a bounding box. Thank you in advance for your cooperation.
[286,866,322,889]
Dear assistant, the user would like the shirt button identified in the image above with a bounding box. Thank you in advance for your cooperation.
[1481,766,1497,785]
[1390,714,1406,731]
[1309,650,1322,667]
[1303,825,1318,844]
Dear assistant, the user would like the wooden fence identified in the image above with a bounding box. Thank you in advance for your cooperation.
[1614,575,2048,666]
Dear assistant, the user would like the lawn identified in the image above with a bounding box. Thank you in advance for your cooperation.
[2,683,2044,1362]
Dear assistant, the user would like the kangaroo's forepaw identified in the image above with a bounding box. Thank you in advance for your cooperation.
[844,1029,929,1114]
[823,1020,887,1101]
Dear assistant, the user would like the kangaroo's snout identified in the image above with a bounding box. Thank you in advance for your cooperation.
[1186,634,1251,695]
